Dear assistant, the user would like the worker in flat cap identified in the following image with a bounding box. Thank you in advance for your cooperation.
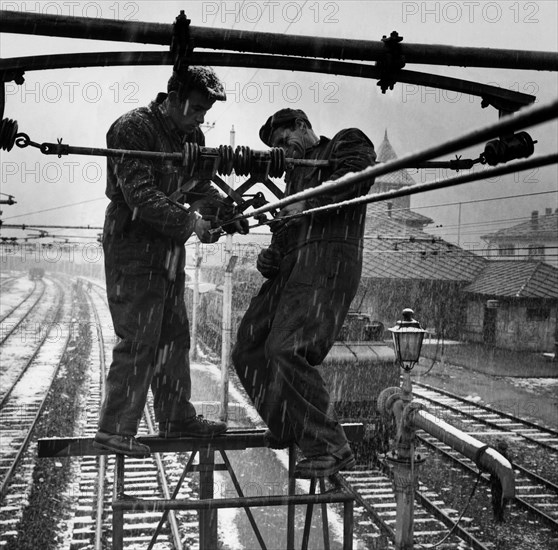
[94,66,248,457]
[232,108,376,477]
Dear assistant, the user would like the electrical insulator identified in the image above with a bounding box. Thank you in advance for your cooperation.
[482,131,535,166]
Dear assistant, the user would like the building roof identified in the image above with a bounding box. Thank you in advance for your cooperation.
[464,260,558,298]
[367,201,432,227]
[482,211,558,242]
[374,130,417,188]
[362,215,487,282]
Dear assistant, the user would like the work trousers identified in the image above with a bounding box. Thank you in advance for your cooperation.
[232,240,362,458]
[98,232,196,435]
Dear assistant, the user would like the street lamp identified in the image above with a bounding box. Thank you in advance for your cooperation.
[389,308,427,372]
[379,308,515,549]
[385,308,427,549]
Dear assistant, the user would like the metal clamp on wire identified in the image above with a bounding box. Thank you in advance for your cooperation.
[376,31,405,93]
[170,10,192,73]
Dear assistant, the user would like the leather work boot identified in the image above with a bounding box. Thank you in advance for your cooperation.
[158,416,227,438]
[264,429,295,449]
[93,430,151,458]
[294,449,356,479]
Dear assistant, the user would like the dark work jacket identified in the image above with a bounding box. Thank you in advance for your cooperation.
[272,128,376,254]
[104,92,220,244]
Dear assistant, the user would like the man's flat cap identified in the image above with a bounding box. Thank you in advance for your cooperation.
[259,108,312,146]
[169,66,226,101]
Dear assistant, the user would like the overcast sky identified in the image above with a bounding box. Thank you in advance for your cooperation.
[0,0,556,254]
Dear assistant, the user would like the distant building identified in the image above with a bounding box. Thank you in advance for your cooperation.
[482,209,558,268]
[463,260,557,352]
[369,130,433,230]
[360,133,557,353]
[360,205,487,338]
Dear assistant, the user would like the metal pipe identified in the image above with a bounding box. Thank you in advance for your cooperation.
[411,409,515,499]
[0,52,536,109]
[112,491,354,511]
[241,98,558,220]
[0,10,556,71]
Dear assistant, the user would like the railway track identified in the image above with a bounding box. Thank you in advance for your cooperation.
[0,277,63,406]
[413,381,558,451]
[1,273,556,548]
[0,275,72,542]
[0,278,44,338]
[67,281,199,550]
[344,466,491,550]
[197,328,558,548]
[410,381,558,535]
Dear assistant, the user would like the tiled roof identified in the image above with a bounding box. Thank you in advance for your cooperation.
[464,260,558,298]
[367,202,432,226]
[362,217,486,282]
[376,130,398,163]
[374,130,417,188]
[482,212,558,242]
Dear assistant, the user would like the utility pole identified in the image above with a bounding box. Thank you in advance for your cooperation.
[191,242,202,360]
[457,202,462,246]
[221,125,238,422]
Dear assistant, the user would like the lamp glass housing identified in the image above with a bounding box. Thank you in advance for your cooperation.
[389,309,427,370]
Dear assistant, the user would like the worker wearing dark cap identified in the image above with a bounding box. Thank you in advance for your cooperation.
[94,66,247,457]
[232,108,376,477]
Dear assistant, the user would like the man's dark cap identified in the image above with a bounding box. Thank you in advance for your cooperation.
[168,66,226,101]
[259,108,312,146]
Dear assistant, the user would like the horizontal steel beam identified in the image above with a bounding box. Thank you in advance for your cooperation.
[1,10,557,71]
[112,492,353,512]
[38,423,365,457]
[0,51,535,110]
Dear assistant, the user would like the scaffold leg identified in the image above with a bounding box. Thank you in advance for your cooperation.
[301,478,317,550]
[146,451,199,550]
[320,478,331,550]
[112,454,125,550]
[343,499,354,550]
[219,450,268,549]
[199,447,217,550]
[287,444,296,550]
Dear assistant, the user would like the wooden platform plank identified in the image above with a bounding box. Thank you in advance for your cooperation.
[38,424,365,457]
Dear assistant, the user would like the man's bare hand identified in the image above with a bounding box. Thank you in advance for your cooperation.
[276,200,306,219]
[256,247,282,278]
[269,200,306,233]
[222,217,250,235]
[194,218,221,243]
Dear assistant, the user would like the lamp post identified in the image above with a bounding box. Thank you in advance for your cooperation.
[379,309,515,549]
[385,308,427,550]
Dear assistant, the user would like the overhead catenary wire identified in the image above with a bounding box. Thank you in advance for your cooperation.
[377,190,558,214]
[222,98,558,226]
[1,197,106,221]
[265,153,558,228]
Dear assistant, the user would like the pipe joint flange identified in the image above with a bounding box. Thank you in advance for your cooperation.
[377,386,403,415]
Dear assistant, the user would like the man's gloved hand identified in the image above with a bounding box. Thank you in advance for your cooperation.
[256,247,282,278]
[194,218,221,243]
